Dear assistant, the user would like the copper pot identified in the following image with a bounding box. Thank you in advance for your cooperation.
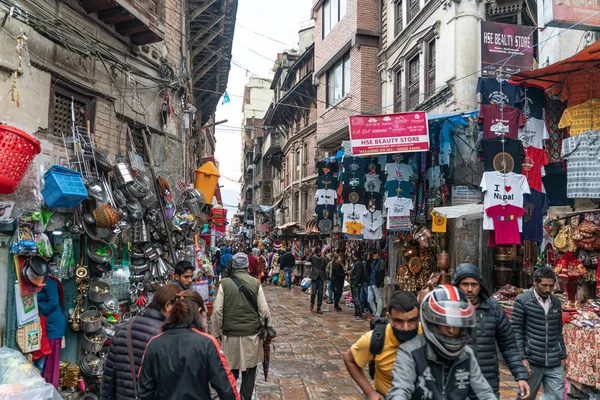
[436,251,450,270]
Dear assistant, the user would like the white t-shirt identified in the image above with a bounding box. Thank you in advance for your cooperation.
[362,209,384,240]
[385,197,414,230]
[518,117,549,149]
[385,163,413,182]
[315,189,337,206]
[427,166,441,189]
[480,171,530,231]
[340,203,366,234]
[364,174,382,193]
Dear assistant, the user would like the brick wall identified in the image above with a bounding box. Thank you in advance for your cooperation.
[163,0,182,71]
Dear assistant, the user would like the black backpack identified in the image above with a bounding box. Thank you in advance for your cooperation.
[368,317,388,379]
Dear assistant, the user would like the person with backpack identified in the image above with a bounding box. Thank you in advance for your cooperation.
[349,251,366,320]
[367,252,387,318]
[343,291,421,399]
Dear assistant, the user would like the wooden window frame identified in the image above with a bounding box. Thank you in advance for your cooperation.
[48,84,96,137]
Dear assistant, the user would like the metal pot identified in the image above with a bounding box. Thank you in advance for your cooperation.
[87,240,114,263]
[81,330,107,353]
[88,281,110,303]
[114,163,134,187]
[130,259,149,273]
[99,294,119,312]
[79,353,104,377]
[80,310,102,333]
[132,220,150,243]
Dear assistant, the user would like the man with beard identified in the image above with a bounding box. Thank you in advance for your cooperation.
[343,291,421,399]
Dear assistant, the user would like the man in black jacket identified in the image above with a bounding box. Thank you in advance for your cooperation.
[367,252,387,318]
[279,249,296,290]
[452,264,530,399]
[308,247,327,314]
[350,251,365,319]
[512,267,567,399]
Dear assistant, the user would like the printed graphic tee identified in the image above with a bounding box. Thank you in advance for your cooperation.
[316,205,335,234]
[315,189,337,205]
[385,180,414,198]
[520,86,547,120]
[480,171,530,231]
[385,163,414,182]
[486,204,524,245]
[479,137,524,174]
[385,197,413,231]
[522,146,548,192]
[478,104,527,139]
[518,117,550,149]
[364,174,382,193]
[341,203,366,234]
[476,78,525,107]
[317,175,338,190]
[362,209,384,240]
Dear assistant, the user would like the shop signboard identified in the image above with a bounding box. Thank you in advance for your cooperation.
[542,0,600,30]
[452,186,482,206]
[481,21,535,77]
[349,112,429,156]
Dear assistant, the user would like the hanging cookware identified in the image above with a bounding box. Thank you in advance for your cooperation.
[129,259,149,274]
[114,163,134,187]
[132,220,150,243]
[436,250,450,270]
[88,280,110,303]
[87,240,114,264]
[22,256,49,287]
[80,309,102,333]
[94,149,113,173]
[79,353,104,377]
[99,293,119,312]
[182,188,206,216]
[112,188,127,208]
[90,262,112,278]
[126,198,143,220]
[139,191,158,209]
[81,331,107,353]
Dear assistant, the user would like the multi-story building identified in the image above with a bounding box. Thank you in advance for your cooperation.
[263,24,317,229]
[239,77,273,234]
[312,0,381,156]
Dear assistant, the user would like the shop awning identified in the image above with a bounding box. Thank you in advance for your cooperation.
[275,222,298,230]
[305,217,319,234]
[433,204,483,220]
[511,40,600,91]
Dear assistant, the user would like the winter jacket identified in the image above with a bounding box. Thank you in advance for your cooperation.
[331,262,346,292]
[100,308,165,400]
[350,260,365,286]
[37,278,66,340]
[387,335,496,400]
[373,259,387,288]
[279,252,296,269]
[248,255,259,276]
[308,253,327,281]
[137,326,239,400]
[218,247,232,273]
[511,290,567,368]
[452,264,528,393]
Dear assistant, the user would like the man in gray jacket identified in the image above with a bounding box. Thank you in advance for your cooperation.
[308,247,327,314]
[512,267,567,399]
[387,285,496,400]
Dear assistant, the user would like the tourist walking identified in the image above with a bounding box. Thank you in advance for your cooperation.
[279,248,295,290]
[308,247,327,314]
[367,252,386,318]
[330,254,346,311]
[350,251,365,319]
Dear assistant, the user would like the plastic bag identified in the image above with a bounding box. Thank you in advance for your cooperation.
[0,347,61,400]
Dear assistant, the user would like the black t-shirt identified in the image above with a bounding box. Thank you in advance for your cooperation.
[341,186,366,204]
[477,77,524,107]
[542,162,573,206]
[317,175,338,190]
[315,204,335,234]
[479,137,524,174]
[342,157,367,174]
[521,86,546,120]
[316,161,340,176]
[279,252,296,269]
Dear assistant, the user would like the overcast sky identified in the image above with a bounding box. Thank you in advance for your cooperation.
[214,0,313,217]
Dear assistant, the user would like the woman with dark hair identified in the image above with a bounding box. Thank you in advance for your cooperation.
[100,284,180,400]
[138,290,239,400]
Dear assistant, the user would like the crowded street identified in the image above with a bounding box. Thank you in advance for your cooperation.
[254,284,522,400]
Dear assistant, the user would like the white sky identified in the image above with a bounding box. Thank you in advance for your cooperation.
[214,0,313,217]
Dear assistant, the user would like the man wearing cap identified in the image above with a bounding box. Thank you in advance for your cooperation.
[212,252,272,400]
[452,263,530,399]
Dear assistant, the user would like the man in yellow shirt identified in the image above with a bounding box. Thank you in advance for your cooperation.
[343,291,420,399]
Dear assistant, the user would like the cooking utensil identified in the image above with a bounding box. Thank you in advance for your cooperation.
[79,353,104,377]
[22,257,49,287]
[100,293,119,312]
[88,280,110,303]
[80,309,102,333]
[87,240,114,263]
[114,163,134,187]
[132,220,150,243]
[81,330,107,353]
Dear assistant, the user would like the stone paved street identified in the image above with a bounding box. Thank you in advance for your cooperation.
[254,284,522,400]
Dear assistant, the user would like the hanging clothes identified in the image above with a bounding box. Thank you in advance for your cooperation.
[561,130,600,198]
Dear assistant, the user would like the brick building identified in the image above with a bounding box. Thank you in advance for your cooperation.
[312,0,380,156]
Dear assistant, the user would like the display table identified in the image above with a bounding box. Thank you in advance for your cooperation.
[564,324,600,390]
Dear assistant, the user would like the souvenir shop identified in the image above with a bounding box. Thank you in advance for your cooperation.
[466,41,600,394]
[0,123,224,398]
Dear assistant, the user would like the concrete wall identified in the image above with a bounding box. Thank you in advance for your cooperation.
[243,77,273,122]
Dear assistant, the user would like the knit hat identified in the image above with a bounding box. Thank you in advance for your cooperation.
[231,253,249,269]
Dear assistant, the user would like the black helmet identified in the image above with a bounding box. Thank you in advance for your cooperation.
[421,284,476,359]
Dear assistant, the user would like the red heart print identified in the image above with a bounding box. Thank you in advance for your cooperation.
[505,186,512,192]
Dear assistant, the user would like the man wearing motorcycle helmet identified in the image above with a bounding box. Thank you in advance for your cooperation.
[387,285,496,400]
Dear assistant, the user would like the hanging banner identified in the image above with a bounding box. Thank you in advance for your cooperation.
[481,21,535,77]
[349,112,429,155]
[542,0,600,31]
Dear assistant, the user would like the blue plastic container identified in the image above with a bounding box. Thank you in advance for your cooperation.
[42,165,88,208]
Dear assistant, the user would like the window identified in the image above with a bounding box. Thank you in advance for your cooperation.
[426,39,436,97]
[408,0,420,24]
[407,55,420,110]
[49,85,95,137]
[395,1,403,36]
[394,70,403,112]
[303,142,309,177]
[326,52,351,107]
[295,149,301,180]
[303,192,309,214]
[304,109,310,126]
[322,0,346,38]
[294,194,300,222]
[129,125,149,162]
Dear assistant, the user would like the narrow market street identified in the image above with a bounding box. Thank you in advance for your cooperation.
[254,284,521,400]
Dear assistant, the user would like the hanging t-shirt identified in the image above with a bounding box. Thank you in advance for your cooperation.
[485,204,524,245]
[364,157,382,174]
[476,78,525,107]
[385,197,413,231]
[385,163,413,182]
[523,189,548,243]
[560,69,600,108]
[317,175,338,190]
[479,137,524,174]
[431,211,447,233]
[364,174,382,193]
[439,122,456,166]
[561,130,600,198]
[521,87,546,120]
[315,189,337,205]
[342,157,367,174]
[518,118,550,149]
[365,193,383,211]
[480,171,530,231]
[341,186,366,204]
[343,174,366,189]
[362,209,384,240]
[542,163,572,206]
[522,146,548,192]
[315,205,335,234]
[427,166,442,188]
[340,203,366,234]
[558,99,600,136]
[478,104,527,139]
[316,161,340,176]
[385,180,414,198]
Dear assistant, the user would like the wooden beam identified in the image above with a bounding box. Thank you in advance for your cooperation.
[189,0,218,23]
[189,14,224,45]
[193,57,219,83]
[192,54,214,77]
[190,27,222,59]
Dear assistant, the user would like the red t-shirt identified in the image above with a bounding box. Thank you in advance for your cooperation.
[522,146,548,192]
[485,204,524,245]
[478,104,526,139]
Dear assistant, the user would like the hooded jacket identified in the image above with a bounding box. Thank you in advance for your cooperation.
[451,264,528,393]
[100,309,164,400]
[37,278,66,340]
[218,247,232,273]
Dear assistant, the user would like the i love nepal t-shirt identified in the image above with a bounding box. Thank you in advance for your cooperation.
[480,171,530,231]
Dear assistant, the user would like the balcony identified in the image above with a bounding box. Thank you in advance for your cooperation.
[78,0,165,45]
[262,131,282,158]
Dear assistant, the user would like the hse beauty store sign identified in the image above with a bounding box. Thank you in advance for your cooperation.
[481,21,535,77]
[349,112,429,156]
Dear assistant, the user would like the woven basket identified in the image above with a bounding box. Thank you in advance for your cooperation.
[93,205,120,228]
